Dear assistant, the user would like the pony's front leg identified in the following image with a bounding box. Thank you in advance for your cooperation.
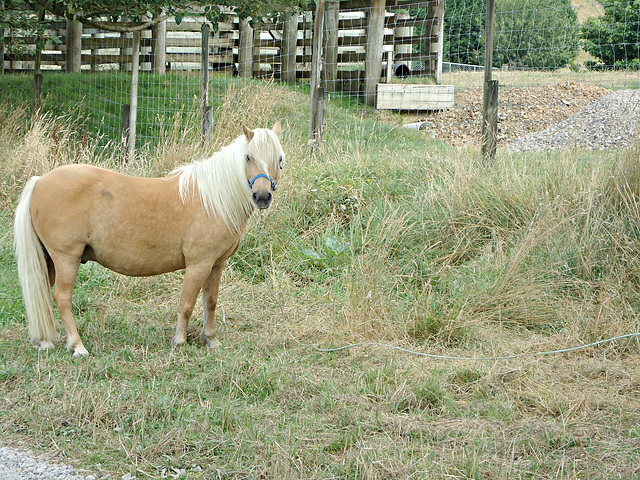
[201,262,225,349]
[171,265,212,348]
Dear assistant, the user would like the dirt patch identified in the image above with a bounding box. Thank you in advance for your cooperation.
[426,82,609,147]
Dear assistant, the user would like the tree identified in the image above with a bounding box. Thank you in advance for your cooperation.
[443,0,579,69]
[581,0,640,69]
[444,0,485,66]
[494,0,579,69]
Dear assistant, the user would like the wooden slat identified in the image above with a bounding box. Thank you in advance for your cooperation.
[392,17,439,28]
[339,35,366,47]
[84,54,129,64]
[337,52,365,63]
[166,37,235,48]
[255,39,282,49]
[390,34,439,45]
[338,18,366,29]
[394,52,438,62]
[338,17,439,32]
[84,38,128,49]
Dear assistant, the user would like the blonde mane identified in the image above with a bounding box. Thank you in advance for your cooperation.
[172,128,283,233]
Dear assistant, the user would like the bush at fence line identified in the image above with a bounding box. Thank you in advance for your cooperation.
[581,0,640,70]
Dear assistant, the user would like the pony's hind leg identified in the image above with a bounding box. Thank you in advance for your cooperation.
[201,263,224,349]
[51,254,88,357]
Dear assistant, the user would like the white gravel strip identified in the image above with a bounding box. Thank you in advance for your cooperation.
[507,89,640,152]
[0,446,138,480]
[0,445,93,480]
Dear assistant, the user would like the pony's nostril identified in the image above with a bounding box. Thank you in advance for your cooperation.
[252,191,272,208]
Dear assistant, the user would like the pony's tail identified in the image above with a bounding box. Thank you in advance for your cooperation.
[13,177,57,349]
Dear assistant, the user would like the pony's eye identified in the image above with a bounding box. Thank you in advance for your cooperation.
[246,155,251,163]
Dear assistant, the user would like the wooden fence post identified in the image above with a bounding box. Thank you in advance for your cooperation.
[127,31,141,161]
[323,1,339,92]
[482,0,497,160]
[364,0,386,106]
[201,24,212,143]
[151,12,166,74]
[239,18,253,78]
[66,19,82,72]
[32,7,46,113]
[122,104,130,158]
[281,12,299,84]
[0,1,4,74]
[309,0,325,145]
[435,0,445,85]
[482,80,498,159]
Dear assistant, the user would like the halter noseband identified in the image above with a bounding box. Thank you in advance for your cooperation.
[248,173,277,192]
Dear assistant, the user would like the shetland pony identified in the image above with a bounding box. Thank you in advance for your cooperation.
[14,123,284,356]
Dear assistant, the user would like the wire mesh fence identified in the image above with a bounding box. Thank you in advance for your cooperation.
[1,0,639,151]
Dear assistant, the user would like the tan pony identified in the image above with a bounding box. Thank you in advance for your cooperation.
[14,123,284,356]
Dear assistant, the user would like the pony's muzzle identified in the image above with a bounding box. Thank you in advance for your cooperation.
[252,191,272,209]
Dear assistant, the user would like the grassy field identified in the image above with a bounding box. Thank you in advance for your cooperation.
[1,78,640,479]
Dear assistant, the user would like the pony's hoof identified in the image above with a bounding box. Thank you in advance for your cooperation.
[72,349,89,358]
[37,341,55,350]
[202,336,221,349]
[67,342,89,357]
[171,336,186,348]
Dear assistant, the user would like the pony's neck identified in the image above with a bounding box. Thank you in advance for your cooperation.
[175,138,254,234]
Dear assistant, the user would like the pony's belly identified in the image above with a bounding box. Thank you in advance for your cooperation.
[92,247,186,277]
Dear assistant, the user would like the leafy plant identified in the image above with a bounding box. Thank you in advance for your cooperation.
[300,235,350,269]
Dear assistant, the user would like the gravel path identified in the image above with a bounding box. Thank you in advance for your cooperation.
[507,89,640,152]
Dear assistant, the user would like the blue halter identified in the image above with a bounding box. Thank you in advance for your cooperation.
[248,173,277,191]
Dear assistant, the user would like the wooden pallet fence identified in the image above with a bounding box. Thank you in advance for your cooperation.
[1,0,444,88]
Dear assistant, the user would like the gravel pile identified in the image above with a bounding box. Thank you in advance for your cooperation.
[507,89,640,152]
[0,446,91,480]
[427,82,639,151]
[428,82,610,147]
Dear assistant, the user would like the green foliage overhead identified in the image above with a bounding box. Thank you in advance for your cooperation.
[581,0,640,69]
[8,0,309,33]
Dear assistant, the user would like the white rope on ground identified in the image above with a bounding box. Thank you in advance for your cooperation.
[257,221,640,361]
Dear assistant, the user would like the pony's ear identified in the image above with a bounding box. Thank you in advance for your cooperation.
[272,122,282,139]
[243,125,254,141]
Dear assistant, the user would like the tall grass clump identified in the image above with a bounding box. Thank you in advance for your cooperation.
[260,129,640,354]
